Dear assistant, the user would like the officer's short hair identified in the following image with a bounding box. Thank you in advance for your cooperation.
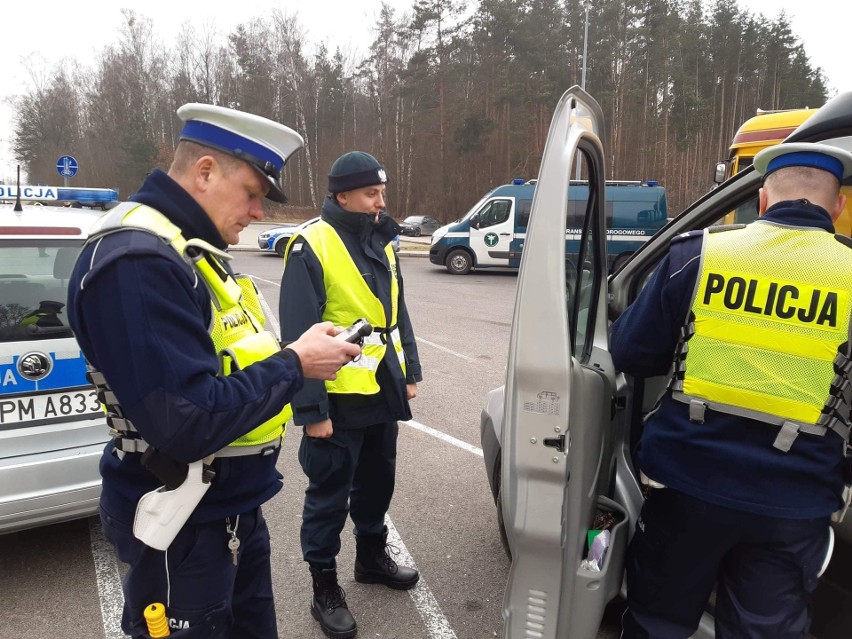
[171,141,240,176]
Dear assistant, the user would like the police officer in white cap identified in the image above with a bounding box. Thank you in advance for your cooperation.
[68,104,361,638]
[279,151,422,638]
[610,141,852,639]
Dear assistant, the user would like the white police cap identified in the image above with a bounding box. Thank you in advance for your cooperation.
[754,142,852,182]
[177,103,304,202]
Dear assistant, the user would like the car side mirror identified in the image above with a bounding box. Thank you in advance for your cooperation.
[713,162,727,185]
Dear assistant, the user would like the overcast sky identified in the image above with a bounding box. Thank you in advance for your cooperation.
[1,0,847,184]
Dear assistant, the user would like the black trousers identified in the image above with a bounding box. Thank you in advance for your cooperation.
[622,487,831,639]
[298,421,398,566]
[101,504,276,638]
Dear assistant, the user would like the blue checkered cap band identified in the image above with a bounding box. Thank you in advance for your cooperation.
[754,142,852,181]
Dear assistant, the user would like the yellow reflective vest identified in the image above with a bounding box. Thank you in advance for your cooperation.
[286,219,406,395]
[87,203,290,451]
[672,221,852,450]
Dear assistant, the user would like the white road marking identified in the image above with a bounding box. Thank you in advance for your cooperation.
[250,275,281,289]
[415,337,474,362]
[89,517,126,639]
[251,276,281,338]
[402,419,484,457]
[386,516,458,639]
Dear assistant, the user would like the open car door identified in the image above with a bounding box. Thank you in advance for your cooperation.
[502,87,628,638]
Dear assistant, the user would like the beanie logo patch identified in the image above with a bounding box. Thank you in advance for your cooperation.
[377,169,388,183]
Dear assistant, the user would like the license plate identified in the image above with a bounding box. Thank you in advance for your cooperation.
[0,389,101,428]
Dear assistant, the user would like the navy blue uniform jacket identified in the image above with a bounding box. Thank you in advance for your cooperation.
[611,202,847,519]
[278,196,422,428]
[67,170,303,524]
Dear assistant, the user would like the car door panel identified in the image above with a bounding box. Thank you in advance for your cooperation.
[502,86,622,638]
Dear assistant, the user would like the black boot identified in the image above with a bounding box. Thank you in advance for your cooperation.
[354,529,420,590]
[309,562,357,639]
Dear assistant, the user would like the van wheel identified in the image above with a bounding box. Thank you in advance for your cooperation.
[446,249,472,275]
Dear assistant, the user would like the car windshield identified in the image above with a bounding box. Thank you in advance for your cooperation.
[0,243,79,342]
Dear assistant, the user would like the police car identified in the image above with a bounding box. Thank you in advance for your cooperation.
[257,216,320,256]
[481,87,852,638]
[0,188,112,534]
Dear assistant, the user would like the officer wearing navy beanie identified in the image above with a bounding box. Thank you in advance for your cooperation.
[279,151,422,638]
[612,142,852,638]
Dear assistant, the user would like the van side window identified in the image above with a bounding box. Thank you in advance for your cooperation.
[477,200,512,228]
[516,199,532,229]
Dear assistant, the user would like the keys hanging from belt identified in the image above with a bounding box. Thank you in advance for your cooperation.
[226,515,240,566]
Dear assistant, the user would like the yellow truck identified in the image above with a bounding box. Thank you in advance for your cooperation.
[714,108,852,234]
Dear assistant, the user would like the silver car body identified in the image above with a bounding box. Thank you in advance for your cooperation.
[484,87,852,637]
[0,205,108,534]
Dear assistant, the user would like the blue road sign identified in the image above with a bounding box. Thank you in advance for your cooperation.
[56,155,78,178]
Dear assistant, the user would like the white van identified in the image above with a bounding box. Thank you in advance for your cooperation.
[429,179,667,274]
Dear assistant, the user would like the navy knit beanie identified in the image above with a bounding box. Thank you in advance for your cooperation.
[328,151,388,193]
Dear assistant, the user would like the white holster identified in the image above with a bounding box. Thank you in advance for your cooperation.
[133,460,211,551]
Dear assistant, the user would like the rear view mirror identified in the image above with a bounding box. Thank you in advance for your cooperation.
[713,162,727,185]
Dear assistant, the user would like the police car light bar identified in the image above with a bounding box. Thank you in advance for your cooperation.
[0,184,119,204]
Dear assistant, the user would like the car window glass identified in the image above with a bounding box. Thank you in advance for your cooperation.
[572,212,597,359]
[516,199,532,229]
[634,190,762,297]
[477,200,512,228]
[567,157,603,361]
[0,244,78,342]
[728,193,760,225]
